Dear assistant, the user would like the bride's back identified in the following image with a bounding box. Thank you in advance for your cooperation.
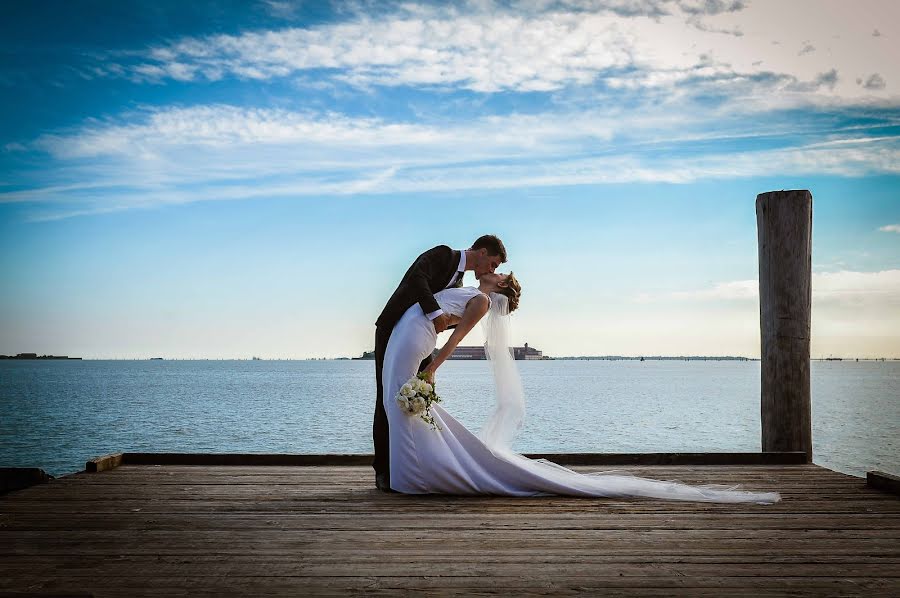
[434,287,487,318]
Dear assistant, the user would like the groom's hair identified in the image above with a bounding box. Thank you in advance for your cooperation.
[471,234,507,262]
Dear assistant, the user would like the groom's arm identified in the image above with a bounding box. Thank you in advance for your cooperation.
[408,245,453,318]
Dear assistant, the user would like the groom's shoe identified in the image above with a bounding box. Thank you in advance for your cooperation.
[375,472,398,493]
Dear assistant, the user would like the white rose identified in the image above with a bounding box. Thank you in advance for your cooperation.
[411,396,426,414]
[397,396,410,412]
[401,383,415,397]
[421,381,433,394]
[414,379,428,393]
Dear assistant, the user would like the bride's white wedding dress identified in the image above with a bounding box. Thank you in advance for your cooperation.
[382,286,781,504]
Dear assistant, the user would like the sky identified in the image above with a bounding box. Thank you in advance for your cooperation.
[0,0,898,359]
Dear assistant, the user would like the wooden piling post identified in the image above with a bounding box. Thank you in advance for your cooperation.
[756,190,813,462]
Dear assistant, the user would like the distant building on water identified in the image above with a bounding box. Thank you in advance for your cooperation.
[447,343,543,361]
[0,353,81,360]
[447,346,486,360]
[513,343,543,360]
[354,344,544,361]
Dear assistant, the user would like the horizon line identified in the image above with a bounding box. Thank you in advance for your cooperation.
[5,355,898,361]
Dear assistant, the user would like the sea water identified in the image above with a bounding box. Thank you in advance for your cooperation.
[1,359,896,478]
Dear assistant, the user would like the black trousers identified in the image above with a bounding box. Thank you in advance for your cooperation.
[373,323,433,482]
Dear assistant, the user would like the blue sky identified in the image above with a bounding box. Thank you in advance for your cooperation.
[1,0,898,359]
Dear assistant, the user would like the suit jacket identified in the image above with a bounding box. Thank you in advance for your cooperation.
[376,245,463,330]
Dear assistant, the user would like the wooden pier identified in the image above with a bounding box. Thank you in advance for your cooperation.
[2,452,898,597]
[3,192,896,595]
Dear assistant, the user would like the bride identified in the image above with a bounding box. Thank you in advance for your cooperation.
[381,272,781,504]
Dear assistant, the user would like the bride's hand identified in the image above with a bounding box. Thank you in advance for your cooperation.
[421,366,436,385]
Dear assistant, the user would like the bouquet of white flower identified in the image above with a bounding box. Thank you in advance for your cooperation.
[395,372,443,431]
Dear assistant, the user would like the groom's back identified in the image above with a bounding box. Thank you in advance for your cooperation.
[376,244,457,329]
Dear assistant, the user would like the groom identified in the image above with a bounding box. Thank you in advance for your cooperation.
[373,235,507,492]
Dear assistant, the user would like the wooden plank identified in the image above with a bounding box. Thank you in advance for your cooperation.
[11,489,891,506]
[28,472,876,488]
[84,452,122,472]
[3,541,898,564]
[19,473,879,491]
[5,511,896,530]
[116,451,808,467]
[6,476,889,502]
[0,573,895,595]
[2,560,899,578]
[0,468,54,495]
[6,512,899,531]
[46,477,869,490]
[4,553,898,566]
[868,470,900,496]
[90,463,843,476]
[6,527,897,542]
[70,462,830,473]
[511,452,809,466]
[122,452,373,466]
[49,469,833,488]
[7,501,900,518]
[0,591,94,598]
[46,468,863,480]
[4,487,893,506]
[57,464,853,485]
[39,479,864,492]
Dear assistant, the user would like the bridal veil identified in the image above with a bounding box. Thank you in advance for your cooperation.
[476,292,781,505]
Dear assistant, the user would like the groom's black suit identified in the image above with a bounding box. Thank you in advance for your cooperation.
[374,245,463,488]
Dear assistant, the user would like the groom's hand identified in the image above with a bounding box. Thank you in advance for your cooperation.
[432,313,451,334]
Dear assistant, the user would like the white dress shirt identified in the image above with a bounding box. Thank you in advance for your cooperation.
[426,249,466,321]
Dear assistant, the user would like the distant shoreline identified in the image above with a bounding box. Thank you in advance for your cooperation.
[0,354,81,360]
[550,355,756,361]
[5,356,897,362]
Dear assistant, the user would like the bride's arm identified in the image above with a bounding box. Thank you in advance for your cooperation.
[422,294,490,382]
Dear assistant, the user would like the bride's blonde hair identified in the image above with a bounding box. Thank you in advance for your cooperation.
[498,273,521,313]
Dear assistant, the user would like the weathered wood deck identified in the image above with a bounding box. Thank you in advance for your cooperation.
[2,455,898,597]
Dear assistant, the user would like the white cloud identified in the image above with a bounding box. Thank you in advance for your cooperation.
[23,103,900,165]
[6,103,900,219]
[812,270,900,309]
[879,224,900,233]
[670,279,758,301]
[639,270,900,309]
[632,270,900,356]
[262,0,299,20]
[106,0,900,106]
[589,269,900,357]
[32,105,456,159]
[811,270,900,357]
[862,73,887,91]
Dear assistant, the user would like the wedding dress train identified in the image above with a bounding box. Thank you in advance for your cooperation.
[382,286,781,504]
